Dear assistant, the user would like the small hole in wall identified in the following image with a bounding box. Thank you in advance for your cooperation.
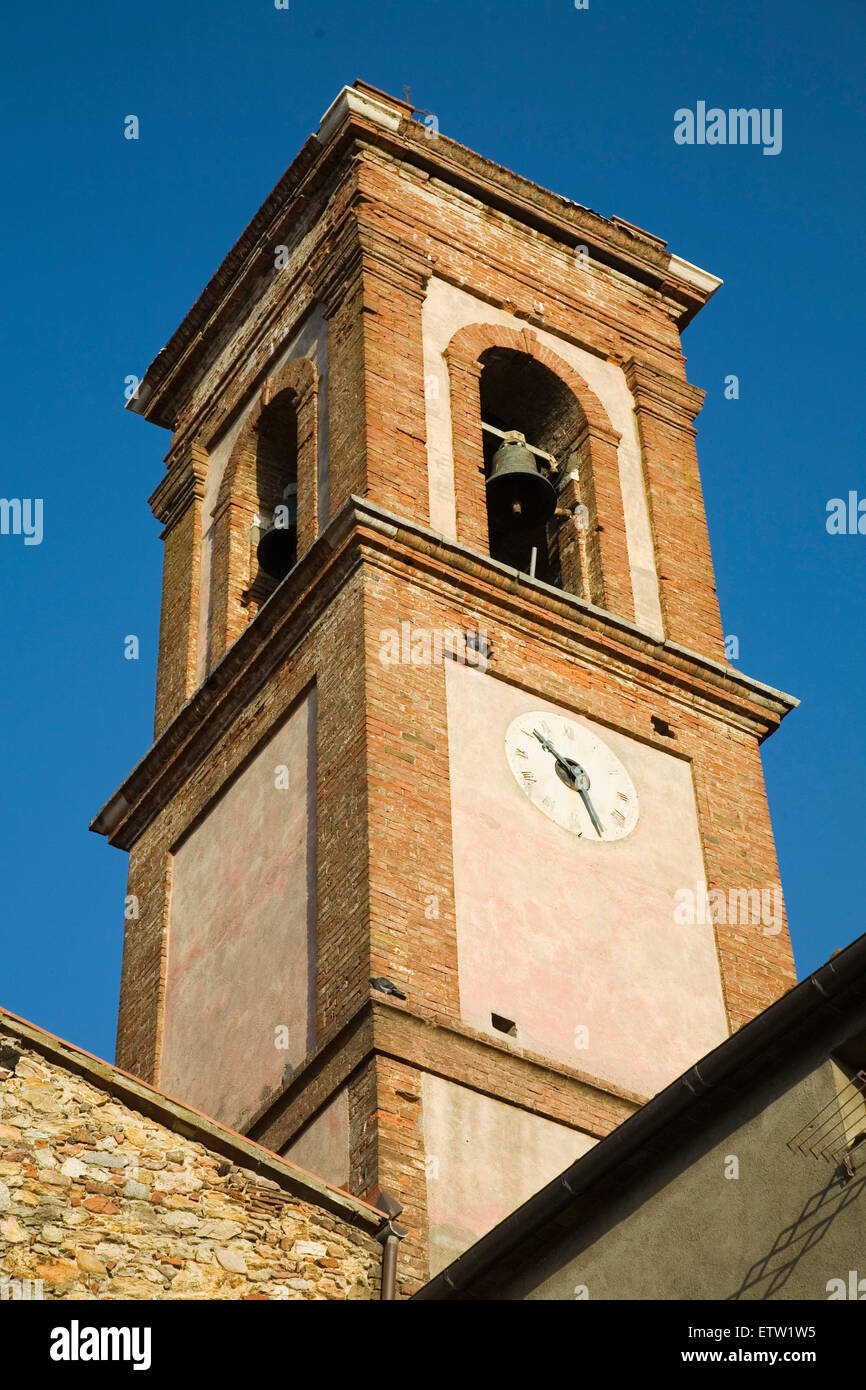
[651,715,676,739]
[491,1012,517,1038]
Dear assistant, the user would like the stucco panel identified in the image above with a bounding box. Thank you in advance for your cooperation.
[520,1057,866,1301]
[283,1087,351,1191]
[422,1073,596,1276]
[161,688,317,1128]
[445,660,728,1100]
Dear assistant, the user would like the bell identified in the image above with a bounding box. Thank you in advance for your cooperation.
[256,485,298,582]
[256,523,297,581]
[486,434,557,531]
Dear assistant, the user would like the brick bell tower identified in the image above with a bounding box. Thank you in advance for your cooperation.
[93,81,798,1294]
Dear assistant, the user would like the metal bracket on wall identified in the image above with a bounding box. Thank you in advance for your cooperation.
[787,1070,866,1173]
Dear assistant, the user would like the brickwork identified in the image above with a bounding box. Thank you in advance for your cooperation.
[626,358,726,658]
[149,443,207,738]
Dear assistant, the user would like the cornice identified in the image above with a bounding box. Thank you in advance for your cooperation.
[127,83,721,434]
[248,999,641,1155]
[148,442,207,531]
[624,356,707,427]
[91,497,798,853]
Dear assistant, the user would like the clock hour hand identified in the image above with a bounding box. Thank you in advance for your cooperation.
[532,729,573,778]
[532,729,605,837]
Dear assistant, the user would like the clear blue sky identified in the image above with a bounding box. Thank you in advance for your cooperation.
[2,0,864,1062]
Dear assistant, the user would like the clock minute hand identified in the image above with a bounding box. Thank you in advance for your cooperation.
[577,784,605,838]
[567,761,605,837]
[533,730,605,838]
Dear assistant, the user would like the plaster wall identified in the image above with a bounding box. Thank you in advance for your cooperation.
[160,687,317,1129]
[510,1055,866,1301]
[422,1073,596,1276]
[283,1087,351,1191]
[445,659,728,1100]
[422,277,664,637]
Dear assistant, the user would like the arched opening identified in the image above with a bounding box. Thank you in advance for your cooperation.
[479,348,583,587]
[249,387,299,598]
[208,357,318,666]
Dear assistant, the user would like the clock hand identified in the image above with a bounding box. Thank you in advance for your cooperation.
[578,785,605,838]
[532,729,575,779]
[532,730,605,837]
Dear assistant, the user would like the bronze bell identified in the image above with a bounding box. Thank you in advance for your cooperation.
[486,433,557,531]
[256,488,298,581]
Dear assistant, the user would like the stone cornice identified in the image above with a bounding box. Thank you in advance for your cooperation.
[359,507,797,738]
[91,496,798,854]
[148,442,207,532]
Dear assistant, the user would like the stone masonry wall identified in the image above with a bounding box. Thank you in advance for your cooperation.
[0,1024,381,1301]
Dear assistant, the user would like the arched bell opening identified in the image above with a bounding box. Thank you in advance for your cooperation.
[250,388,299,597]
[478,348,585,589]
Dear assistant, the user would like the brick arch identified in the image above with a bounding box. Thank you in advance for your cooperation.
[444,322,633,618]
[210,356,318,662]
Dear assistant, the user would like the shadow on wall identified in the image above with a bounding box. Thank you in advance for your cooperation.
[728,1170,866,1300]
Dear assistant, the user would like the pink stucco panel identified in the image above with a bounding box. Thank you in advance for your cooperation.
[445,661,728,1099]
[160,687,317,1129]
[422,1074,596,1275]
[283,1087,350,1191]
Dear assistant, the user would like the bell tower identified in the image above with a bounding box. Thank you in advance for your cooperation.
[93,81,797,1295]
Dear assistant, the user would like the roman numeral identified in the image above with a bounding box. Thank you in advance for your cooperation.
[611,809,625,826]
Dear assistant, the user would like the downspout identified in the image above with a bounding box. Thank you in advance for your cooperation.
[378,1218,408,1300]
[371,1187,408,1300]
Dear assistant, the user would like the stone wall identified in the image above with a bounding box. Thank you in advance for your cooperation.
[0,1017,382,1300]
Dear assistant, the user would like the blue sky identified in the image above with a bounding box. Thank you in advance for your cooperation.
[1,0,864,1062]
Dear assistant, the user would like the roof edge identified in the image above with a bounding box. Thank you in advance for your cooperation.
[0,1004,385,1236]
[413,931,866,1298]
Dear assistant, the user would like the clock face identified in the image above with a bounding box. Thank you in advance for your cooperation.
[505,711,639,842]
